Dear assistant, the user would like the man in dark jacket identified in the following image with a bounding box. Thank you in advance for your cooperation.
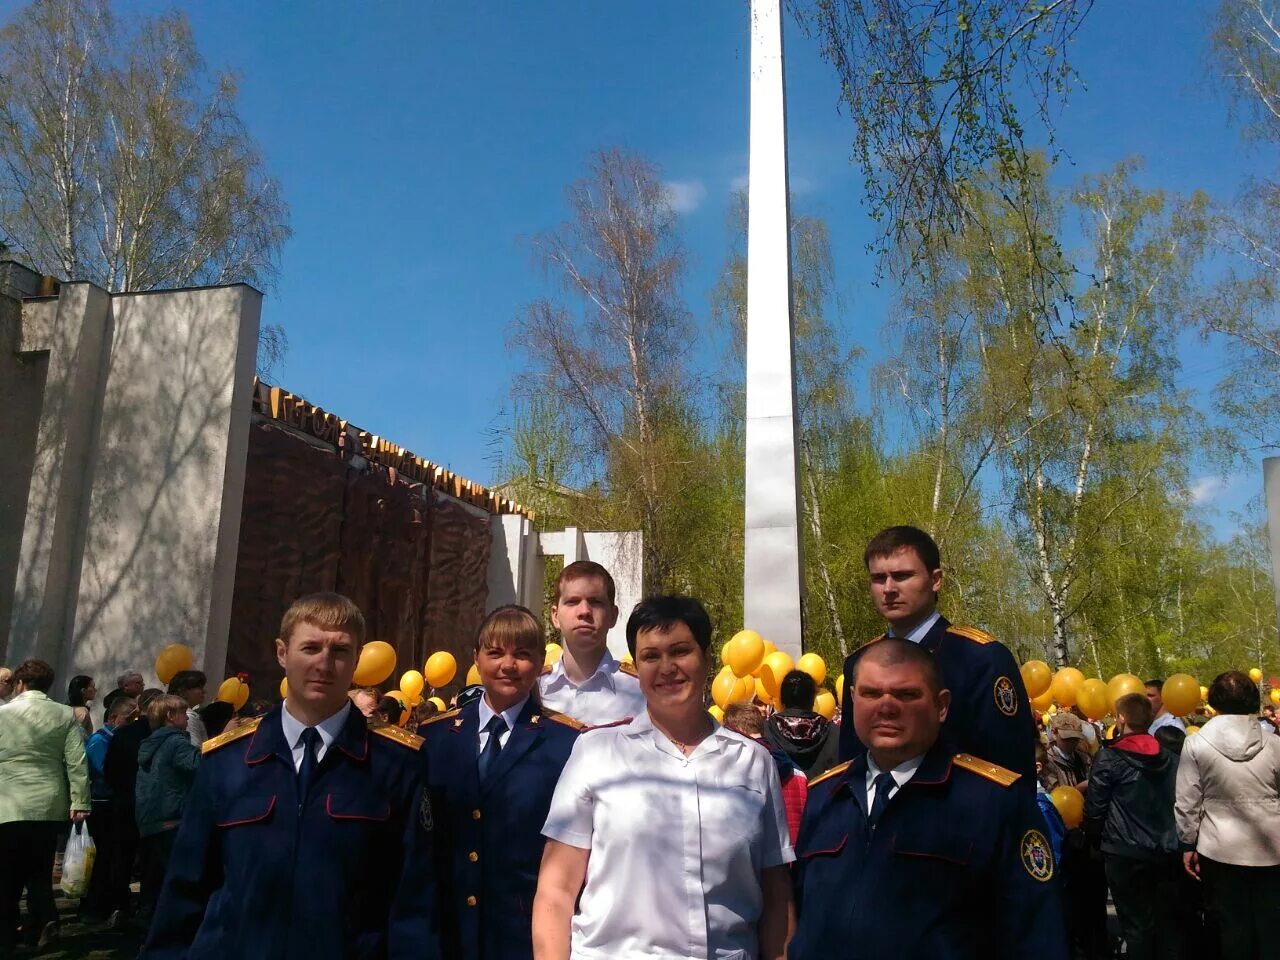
[765,670,839,778]
[1084,693,1181,960]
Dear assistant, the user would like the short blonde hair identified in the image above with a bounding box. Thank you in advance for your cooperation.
[279,592,366,647]
[475,605,544,655]
[146,693,187,729]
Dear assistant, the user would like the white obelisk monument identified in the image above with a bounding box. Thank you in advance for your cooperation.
[744,0,804,659]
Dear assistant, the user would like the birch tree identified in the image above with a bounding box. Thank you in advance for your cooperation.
[0,0,290,372]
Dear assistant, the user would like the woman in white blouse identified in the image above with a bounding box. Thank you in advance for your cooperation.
[533,595,794,960]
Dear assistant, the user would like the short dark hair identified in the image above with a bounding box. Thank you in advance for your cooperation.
[13,659,55,692]
[779,670,817,711]
[556,560,616,605]
[864,525,941,573]
[137,688,165,711]
[1154,725,1186,756]
[197,700,235,738]
[1144,679,1164,690]
[68,675,94,707]
[1207,671,1260,715]
[852,638,944,695]
[105,696,138,723]
[625,595,713,657]
[375,695,405,724]
[1115,693,1154,731]
[167,670,207,696]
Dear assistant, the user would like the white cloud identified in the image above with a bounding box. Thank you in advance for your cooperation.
[1190,476,1227,504]
[661,180,707,214]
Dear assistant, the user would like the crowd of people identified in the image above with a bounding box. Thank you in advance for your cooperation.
[0,525,1276,960]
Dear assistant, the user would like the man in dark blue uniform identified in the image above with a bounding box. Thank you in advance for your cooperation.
[838,525,1036,784]
[141,593,439,960]
[419,604,580,960]
[792,638,1067,960]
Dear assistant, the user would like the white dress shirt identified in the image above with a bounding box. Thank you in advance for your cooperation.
[280,700,351,771]
[477,694,528,753]
[543,710,795,960]
[864,752,926,809]
[888,610,942,644]
[538,649,646,727]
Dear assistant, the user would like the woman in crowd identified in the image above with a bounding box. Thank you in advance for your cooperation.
[420,604,581,960]
[68,674,96,738]
[1175,670,1280,960]
[134,693,200,923]
[534,595,793,960]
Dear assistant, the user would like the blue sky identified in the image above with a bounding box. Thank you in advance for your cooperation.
[16,0,1267,534]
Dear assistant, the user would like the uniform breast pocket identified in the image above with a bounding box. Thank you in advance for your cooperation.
[325,794,392,823]
[704,780,767,842]
[891,826,974,870]
[215,794,277,828]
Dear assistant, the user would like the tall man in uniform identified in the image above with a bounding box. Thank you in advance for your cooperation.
[419,605,580,960]
[537,561,644,726]
[141,593,439,960]
[839,526,1036,784]
[791,639,1067,960]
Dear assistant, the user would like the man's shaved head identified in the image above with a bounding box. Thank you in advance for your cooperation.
[853,637,944,694]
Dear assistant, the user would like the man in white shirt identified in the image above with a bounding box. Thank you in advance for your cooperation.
[537,560,645,726]
[1145,679,1187,736]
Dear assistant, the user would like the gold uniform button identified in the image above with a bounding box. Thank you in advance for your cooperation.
[471,809,482,820]
[468,851,479,862]
[466,896,477,907]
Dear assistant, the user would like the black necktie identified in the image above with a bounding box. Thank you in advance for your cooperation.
[477,714,507,784]
[868,771,897,828]
[297,727,322,810]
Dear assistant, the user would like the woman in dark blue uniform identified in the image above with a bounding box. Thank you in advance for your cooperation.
[418,605,580,960]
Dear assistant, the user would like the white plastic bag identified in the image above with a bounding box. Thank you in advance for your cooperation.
[60,822,96,898]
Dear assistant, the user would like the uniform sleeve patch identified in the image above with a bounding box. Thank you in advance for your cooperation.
[993,676,1019,717]
[1021,829,1054,881]
[418,790,434,832]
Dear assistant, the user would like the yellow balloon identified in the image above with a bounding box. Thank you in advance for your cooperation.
[720,643,731,667]
[1030,687,1055,712]
[1076,678,1110,721]
[465,663,481,686]
[1186,725,1201,735]
[1049,785,1085,829]
[234,683,249,711]
[753,641,778,676]
[712,668,740,710]
[216,676,243,705]
[1249,667,1264,684]
[727,630,766,679]
[835,673,845,706]
[813,689,837,719]
[1051,667,1085,707]
[1020,660,1053,699]
[545,643,564,666]
[424,651,457,689]
[1107,673,1145,710]
[797,653,827,686]
[754,676,773,704]
[760,651,795,701]
[353,641,397,686]
[400,670,425,700]
[1161,674,1200,717]
[708,705,725,722]
[279,677,288,699]
[427,696,446,711]
[1270,688,1280,706]
[155,643,194,685]
[1199,685,1209,701]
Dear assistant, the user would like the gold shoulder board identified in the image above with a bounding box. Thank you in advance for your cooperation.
[617,660,638,678]
[808,760,852,788]
[201,717,261,754]
[372,725,424,749]
[856,634,886,652]
[946,624,995,645]
[422,708,460,726]
[543,710,584,731]
[953,753,1020,787]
